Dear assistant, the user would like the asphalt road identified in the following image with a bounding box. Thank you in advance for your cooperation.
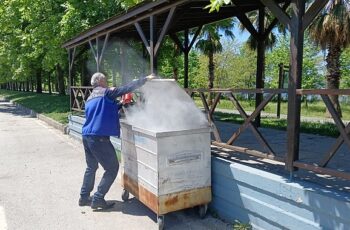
[0,100,232,230]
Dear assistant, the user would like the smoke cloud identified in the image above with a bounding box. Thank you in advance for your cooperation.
[125,79,209,132]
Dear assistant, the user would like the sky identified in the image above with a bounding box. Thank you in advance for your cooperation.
[232,27,250,44]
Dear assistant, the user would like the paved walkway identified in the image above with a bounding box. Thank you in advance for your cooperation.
[0,100,232,230]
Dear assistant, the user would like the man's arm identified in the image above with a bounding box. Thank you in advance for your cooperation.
[105,77,147,100]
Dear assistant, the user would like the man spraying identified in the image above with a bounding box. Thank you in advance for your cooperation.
[79,72,154,210]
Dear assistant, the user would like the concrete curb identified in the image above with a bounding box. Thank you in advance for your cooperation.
[0,96,69,134]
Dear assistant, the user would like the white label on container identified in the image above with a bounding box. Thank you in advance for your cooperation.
[168,152,202,166]
[134,135,147,145]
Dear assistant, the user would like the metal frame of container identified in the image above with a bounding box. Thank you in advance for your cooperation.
[120,121,211,229]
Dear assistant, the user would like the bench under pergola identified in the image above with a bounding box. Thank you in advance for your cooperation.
[62,0,350,181]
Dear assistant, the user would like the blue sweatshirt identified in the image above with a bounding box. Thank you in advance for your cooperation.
[82,78,146,137]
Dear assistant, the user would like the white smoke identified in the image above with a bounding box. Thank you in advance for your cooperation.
[125,79,209,132]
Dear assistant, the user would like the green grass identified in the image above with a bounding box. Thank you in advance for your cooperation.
[233,221,252,230]
[194,96,350,120]
[214,111,340,137]
[0,89,70,124]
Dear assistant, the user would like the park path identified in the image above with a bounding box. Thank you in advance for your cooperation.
[0,99,231,230]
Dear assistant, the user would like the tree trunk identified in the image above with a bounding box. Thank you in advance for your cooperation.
[56,64,65,95]
[173,67,178,81]
[36,68,43,93]
[81,60,90,86]
[326,44,342,117]
[208,45,215,106]
[55,81,58,93]
[173,43,180,82]
[48,73,52,94]
[30,76,34,92]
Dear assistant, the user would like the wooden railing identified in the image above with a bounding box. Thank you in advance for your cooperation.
[70,86,350,180]
[70,86,93,112]
[294,89,350,180]
[186,88,287,163]
[186,88,350,181]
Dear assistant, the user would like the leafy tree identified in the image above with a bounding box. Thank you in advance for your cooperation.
[0,0,127,94]
[308,0,350,117]
[265,35,324,104]
[215,41,256,89]
[195,19,235,90]
[340,47,350,88]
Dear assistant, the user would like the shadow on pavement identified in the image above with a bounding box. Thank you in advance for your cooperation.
[92,198,157,222]
[0,102,34,118]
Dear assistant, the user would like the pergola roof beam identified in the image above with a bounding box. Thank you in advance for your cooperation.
[260,0,291,30]
[302,0,328,31]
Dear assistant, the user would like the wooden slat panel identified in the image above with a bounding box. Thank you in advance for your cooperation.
[199,92,222,142]
[296,89,350,95]
[321,95,350,150]
[212,141,284,162]
[319,123,350,167]
[71,86,93,89]
[293,161,350,180]
[226,93,275,155]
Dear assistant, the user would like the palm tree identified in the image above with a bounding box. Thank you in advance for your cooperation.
[308,0,350,117]
[196,19,235,91]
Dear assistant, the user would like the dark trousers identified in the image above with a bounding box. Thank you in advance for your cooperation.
[80,135,119,201]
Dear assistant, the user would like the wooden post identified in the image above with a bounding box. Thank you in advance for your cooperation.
[68,47,76,111]
[286,0,305,172]
[150,15,157,74]
[184,29,189,88]
[120,45,126,84]
[277,63,284,118]
[170,26,201,89]
[255,7,266,127]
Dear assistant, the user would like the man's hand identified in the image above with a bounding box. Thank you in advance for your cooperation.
[146,74,156,81]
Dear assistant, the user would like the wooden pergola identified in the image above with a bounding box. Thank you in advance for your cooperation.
[62,0,350,181]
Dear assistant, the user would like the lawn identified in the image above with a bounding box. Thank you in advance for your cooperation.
[0,90,70,124]
[193,96,350,120]
[214,112,340,137]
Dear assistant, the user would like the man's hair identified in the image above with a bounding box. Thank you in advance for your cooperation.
[91,72,106,87]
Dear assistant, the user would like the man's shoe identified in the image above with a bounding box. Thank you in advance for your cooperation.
[91,199,115,210]
[79,196,92,207]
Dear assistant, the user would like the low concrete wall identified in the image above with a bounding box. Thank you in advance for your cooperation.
[211,157,350,230]
[68,115,121,150]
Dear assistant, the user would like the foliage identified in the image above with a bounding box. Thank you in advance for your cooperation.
[214,41,256,89]
[308,0,350,116]
[308,0,350,50]
[265,35,324,89]
[205,0,232,13]
[233,220,252,230]
[196,19,235,89]
[0,0,126,87]
[340,47,350,88]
